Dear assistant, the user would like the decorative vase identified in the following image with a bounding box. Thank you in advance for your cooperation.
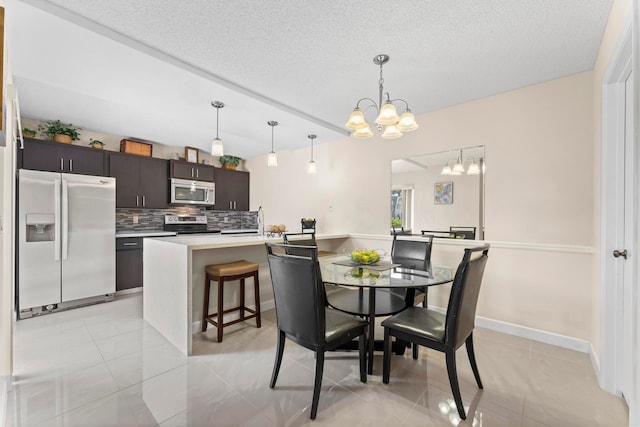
[53,134,72,144]
[222,164,236,170]
[91,144,104,150]
[23,131,36,139]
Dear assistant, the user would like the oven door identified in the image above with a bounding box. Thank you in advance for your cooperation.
[170,179,215,205]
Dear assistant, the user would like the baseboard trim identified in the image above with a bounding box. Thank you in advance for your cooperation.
[428,305,591,353]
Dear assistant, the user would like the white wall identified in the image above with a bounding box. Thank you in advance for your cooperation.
[248,70,595,343]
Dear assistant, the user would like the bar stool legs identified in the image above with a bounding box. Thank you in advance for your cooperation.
[202,260,261,342]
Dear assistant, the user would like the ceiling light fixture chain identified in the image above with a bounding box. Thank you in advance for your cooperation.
[345,54,418,139]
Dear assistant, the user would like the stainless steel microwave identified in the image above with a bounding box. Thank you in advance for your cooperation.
[170,178,215,206]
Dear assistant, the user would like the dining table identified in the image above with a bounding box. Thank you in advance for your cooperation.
[319,255,454,374]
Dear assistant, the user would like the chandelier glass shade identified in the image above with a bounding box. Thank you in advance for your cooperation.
[210,101,224,156]
[267,121,278,167]
[345,54,418,139]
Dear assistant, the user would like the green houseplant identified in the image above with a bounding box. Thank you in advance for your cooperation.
[22,127,37,138]
[89,139,105,149]
[38,120,80,144]
[219,155,241,170]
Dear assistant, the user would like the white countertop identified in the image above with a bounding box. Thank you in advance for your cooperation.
[116,231,177,238]
[147,233,350,250]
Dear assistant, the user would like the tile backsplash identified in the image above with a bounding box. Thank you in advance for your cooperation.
[116,207,258,233]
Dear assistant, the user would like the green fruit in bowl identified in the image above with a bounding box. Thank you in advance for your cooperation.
[350,248,381,264]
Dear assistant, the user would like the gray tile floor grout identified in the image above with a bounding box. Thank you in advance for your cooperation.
[4,292,629,426]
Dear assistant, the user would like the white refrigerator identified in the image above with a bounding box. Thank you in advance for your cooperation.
[18,169,116,319]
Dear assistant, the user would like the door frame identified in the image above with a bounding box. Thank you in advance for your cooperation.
[600,11,638,423]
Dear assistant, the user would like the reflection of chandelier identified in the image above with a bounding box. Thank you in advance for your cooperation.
[345,54,419,139]
[441,149,481,176]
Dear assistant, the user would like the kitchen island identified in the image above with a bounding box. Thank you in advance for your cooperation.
[143,233,349,355]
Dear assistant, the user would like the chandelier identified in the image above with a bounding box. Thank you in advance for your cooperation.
[345,54,419,139]
[441,149,481,176]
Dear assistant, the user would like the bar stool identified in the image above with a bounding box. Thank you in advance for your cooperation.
[202,260,261,342]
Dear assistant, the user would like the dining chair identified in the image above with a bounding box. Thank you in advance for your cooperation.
[449,226,477,240]
[390,232,434,307]
[265,242,368,420]
[282,232,335,257]
[382,244,490,420]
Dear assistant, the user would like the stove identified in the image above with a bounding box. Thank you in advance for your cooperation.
[164,215,221,235]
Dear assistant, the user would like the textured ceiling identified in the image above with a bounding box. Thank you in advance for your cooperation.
[7,0,613,159]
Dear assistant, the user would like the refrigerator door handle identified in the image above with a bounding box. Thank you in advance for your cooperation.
[62,178,69,260]
[54,178,61,261]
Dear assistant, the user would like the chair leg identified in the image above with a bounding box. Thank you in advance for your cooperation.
[358,332,367,383]
[239,278,245,319]
[254,271,261,328]
[412,343,419,360]
[466,333,483,389]
[217,277,224,343]
[202,275,211,332]
[270,330,285,388]
[446,349,466,420]
[382,328,391,384]
[310,350,325,420]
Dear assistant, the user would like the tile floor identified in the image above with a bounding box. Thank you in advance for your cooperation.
[4,293,629,426]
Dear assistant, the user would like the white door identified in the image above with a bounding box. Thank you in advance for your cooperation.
[600,17,638,424]
[620,69,634,402]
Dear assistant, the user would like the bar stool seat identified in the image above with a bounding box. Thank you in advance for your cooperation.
[202,260,261,342]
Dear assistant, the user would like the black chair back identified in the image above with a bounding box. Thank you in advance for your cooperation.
[444,244,490,348]
[266,243,325,347]
[391,233,433,270]
[449,226,477,240]
[283,232,318,256]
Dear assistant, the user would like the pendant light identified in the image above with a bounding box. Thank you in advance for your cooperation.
[307,134,317,174]
[211,101,224,156]
[267,121,278,167]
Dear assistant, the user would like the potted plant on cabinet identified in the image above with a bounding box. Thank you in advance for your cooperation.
[89,139,105,149]
[22,127,37,138]
[38,120,80,144]
[219,155,241,170]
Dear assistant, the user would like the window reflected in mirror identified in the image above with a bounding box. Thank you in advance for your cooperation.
[391,146,485,239]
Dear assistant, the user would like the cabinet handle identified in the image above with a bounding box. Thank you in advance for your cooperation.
[136,195,140,206]
[69,159,73,172]
[123,242,138,246]
[60,158,64,171]
[142,196,146,207]
[191,168,194,178]
[196,169,199,179]
[229,201,232,210]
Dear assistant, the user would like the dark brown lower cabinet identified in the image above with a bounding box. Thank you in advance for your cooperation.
[116,238,143,291]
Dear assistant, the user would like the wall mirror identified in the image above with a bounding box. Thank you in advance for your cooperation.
[391,145,485,240]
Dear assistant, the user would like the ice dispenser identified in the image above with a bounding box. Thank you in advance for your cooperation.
[25,213,55,242]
